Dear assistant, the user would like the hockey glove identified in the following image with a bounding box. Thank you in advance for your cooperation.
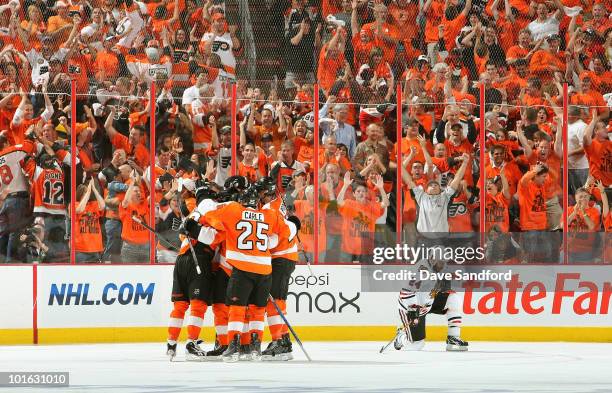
[180,218,201,239]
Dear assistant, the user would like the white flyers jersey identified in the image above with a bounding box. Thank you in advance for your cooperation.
[0,145,31,194]
[201,32,236,77]
[125,55,172,84]
[211,68,233,99]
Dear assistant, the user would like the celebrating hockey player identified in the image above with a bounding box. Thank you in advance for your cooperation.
[165,181,220,361]
[198,185,287,362]
[394,247,468,352]
[257,177,300,361]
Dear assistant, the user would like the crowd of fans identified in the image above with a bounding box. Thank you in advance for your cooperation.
[0,0,609,264]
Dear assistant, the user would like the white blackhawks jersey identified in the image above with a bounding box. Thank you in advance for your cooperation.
[201,32,236,78]
[398,259,448,316]
[0,145,31,194]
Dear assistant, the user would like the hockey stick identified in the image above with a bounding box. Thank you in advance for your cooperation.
[276,191,315,277]
[267,294,312,362]
[379,329,401,353]
[131,216,180,251]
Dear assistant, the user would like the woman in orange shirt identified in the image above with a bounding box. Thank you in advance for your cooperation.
[119,176,151,263]
[75,179,106,263]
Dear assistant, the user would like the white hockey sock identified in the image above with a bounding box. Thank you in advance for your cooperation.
[445,292,462,337]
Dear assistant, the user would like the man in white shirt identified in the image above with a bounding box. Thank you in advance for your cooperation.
[181,69,210,110]
[527,0,564,42]
[200,12,241,80]
[403,153,470,242]
[567,106,589,195]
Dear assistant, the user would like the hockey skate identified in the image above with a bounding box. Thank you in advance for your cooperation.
[280,333,294,360]
[185,340,208,361]
[166,343,177,361]
[222,335,241,363]
[206,345,228,361]
[238,342,252,361]
[250,332,262,361]
[261,337,293,361]
[446,335,468,351]
[393,328,406,350]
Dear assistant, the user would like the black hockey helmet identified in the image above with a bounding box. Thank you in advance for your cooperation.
[194,181,217,204]
[238,186,260,209]
[224,175,249,192]
[215,189,233,203]
[254,176,277,196]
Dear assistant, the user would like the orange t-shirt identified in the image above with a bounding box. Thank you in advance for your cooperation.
[518,176,547,231]
[294,199,326,255]
[565,205,601,253]
[339,199,383,255]
[75,201,104,253]
[485,162,523,197]
[119,200,150,244]
[351,35,376,70]
[584,139,612,186]
[93,50,120,80]
[317,43,346,93]
[361,22,400,65]
[403,177,427,223]
[528,152,561,199]
[424,0,445,43]
[485,192,510,232]
[111,133,150,168]
[506,45,529,62]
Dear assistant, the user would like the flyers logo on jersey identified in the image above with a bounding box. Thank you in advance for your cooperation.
[212,41,231,52]
[448,203,467,217]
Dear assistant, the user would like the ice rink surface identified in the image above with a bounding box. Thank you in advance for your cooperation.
[1,341,611,393]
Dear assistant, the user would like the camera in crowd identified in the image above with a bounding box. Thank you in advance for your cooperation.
[19,224,47,263]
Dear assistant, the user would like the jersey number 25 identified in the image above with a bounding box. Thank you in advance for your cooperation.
[236,221,269,252]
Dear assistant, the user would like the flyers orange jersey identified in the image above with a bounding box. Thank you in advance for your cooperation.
[177,199,224,256]
[22,160,66,216]
[264,197,298,262]
[201,201,283,275]
[75,201,104,253]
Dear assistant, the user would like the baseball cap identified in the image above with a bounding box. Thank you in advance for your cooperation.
[546,33,560,42]
[417,55,429,63]
[219,125,231,134]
